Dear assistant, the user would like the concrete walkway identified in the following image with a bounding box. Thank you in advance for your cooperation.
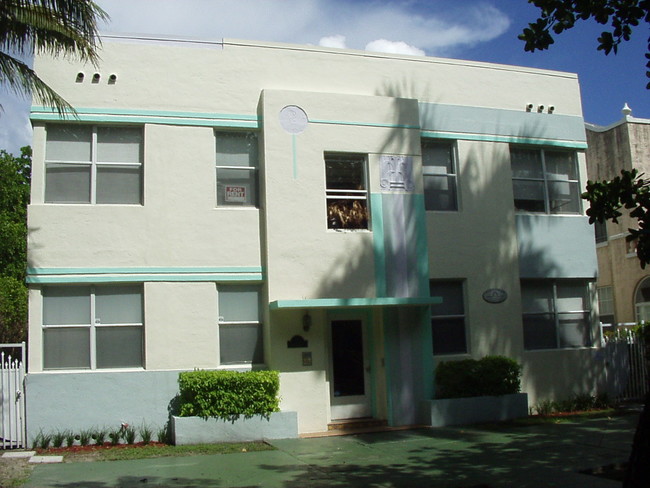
[24,413,638,488]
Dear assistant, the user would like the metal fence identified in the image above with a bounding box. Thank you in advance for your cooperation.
[602,324,649,402]
[0,342,26,449]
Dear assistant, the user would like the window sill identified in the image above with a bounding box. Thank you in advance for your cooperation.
[38,367,146,374]
[523,346,597,353]
[327,228,372,233]
[218,363,267,371]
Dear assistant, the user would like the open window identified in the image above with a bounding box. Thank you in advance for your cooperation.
[325,153,369,230]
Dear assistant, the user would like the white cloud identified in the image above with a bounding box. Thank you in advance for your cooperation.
[95,0,511,56]
[365,39,425,56]
[319,35,347,49]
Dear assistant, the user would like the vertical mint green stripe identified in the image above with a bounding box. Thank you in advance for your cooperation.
[413,194,430,295]
[383,308,395,426]
[364,309,378,418]
[292,135,297,179]
[371,193,386,297]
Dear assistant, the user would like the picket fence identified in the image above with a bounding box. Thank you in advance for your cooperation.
[0,343,26,449]
[602,324,649,402]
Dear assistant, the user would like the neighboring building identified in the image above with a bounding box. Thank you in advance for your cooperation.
[25,35,602,438]
[586,106,650,326]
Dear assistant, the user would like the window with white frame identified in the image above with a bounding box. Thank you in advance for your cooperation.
[510,147,580,214]
[45,125,143,204]
[325,153,369,230]
[215,131,259,207]
[422,140,458,211]
[597,286,615,325]
[42,285,143,370]
[521,280,592,350]
[430,281,467,354]
[218,285,263,365]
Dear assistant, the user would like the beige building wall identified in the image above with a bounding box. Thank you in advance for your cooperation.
[587,113,650,324]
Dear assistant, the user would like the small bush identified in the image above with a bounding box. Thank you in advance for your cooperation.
[78,429,92,446]
[51,430,66,448]
[124,426,137,445]
[178,370,280,421]
[65,431,76,447]
[108,429,121,446]
[157,424,169,444]
[92,429,106,445]
[139,423,153,445]
[435,356,522,399]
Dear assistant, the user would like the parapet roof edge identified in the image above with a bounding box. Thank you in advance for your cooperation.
[586,115,650,133]
[99,32,579,80]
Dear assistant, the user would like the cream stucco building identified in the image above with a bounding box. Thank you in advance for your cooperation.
[25,35,604,438]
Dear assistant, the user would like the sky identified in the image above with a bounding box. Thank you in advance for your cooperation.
[0,0,648,155]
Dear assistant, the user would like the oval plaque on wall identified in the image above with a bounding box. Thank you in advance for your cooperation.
[482,288,507,304]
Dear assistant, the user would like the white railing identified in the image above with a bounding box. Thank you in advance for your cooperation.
[601,324,649,401]
[0,343,26,449]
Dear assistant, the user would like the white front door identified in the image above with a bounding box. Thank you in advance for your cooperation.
[329,318,372,420]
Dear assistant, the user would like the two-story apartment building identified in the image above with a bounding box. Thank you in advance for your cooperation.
[25,35,603,438]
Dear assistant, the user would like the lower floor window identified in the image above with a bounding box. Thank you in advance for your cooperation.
[218,285,263,365]
[521,280,592,350]
[42,285,144,370]
[430,281,467,355]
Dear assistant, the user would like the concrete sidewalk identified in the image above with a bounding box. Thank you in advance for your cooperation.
[24,413,638,487]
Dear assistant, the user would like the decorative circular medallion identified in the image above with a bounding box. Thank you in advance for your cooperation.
[279,105,308,134]
[482,288,508,304]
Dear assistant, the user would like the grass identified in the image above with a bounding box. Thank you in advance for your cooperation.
[43,441,274,462]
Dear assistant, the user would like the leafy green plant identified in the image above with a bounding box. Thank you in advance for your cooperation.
[108,429,121,446]
[124,426,136,445]
[36,431,52,449]
[534,399,558,416]
[435,356,522,399]
[139,423,153,445]
[65,431,76,447]
[51,430,66,448]
[178,370,280,421]
[77,429,92,446]
[157,424,169,444]
[92,428,106,446]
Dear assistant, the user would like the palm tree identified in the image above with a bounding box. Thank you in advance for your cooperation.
[0,0,108,115]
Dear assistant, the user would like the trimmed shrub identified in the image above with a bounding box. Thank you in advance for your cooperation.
[435,355,522,399]
[178,370,280,421]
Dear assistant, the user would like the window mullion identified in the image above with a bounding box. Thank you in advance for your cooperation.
[540,149,550,214]
[91,126,98,205]
[90,287,97,369]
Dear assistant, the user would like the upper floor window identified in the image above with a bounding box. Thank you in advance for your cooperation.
[521,280,592,350]
[45,125,143,204]
[430,281,467,355]
[218,285,263,365]
[215,131,259,207]
[42,285,144,370]
[510,147,580,214]
[422,140,458,211]
[325,153,369,230]
[597,286,615,325]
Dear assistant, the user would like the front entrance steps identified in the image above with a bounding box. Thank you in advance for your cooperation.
[302,418,391,438]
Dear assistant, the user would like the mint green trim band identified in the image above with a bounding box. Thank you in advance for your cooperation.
[27,266,263,275]
[27,274,263,284]
[31,106,260,129]
[420,131,588,149]
[310,118,419,130]
[270,296,441,310]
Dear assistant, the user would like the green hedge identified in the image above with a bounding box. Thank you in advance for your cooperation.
[178,370,280,421]
[435,355,522,399]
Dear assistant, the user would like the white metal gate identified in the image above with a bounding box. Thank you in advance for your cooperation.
[602,325,649,401]
[0,342,26,449]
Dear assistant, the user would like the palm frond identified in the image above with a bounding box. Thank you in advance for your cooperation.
[0,50,75,117]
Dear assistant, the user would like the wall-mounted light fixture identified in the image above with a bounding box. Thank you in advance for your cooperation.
[75,72,85,83]
[302,311,312,332]
[92,73,101,84]
[108,73,118,85]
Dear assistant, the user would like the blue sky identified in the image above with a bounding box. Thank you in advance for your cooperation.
[0,0,647,154]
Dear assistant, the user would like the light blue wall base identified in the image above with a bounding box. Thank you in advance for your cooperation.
[171,412,298,445]
[25,371,181,442]
[425,393,529,427]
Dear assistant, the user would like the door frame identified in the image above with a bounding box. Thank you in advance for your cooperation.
[327,310,373,420]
